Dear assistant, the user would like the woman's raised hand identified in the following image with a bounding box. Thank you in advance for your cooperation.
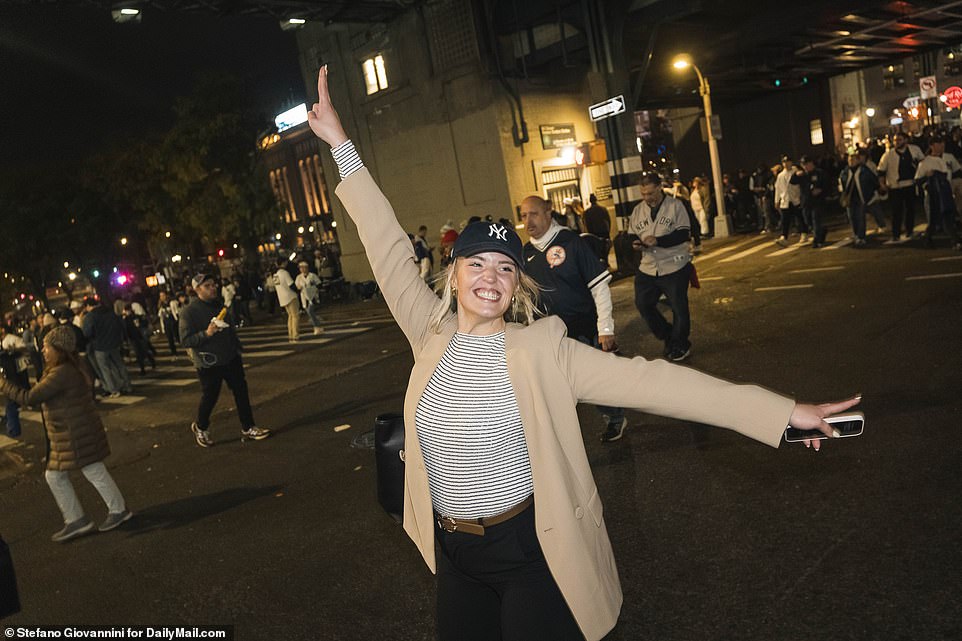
[308,65,349,148]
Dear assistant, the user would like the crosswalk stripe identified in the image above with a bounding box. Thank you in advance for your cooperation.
[243,350,296,358]
[789,266,845,274]
[99,395,147,405]
[931,256,962,262]
[698,236,767,261]
[754,284,814,292]
[133,378,195,387]
[699,276,725,281]
[766,244,804,257]
[905,272,962,281]
[720,241,774,262]
[822,238,853,250]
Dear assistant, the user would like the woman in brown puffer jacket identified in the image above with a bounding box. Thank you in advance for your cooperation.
[0,324,132,542]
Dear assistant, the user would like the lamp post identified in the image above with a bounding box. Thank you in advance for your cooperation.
[672,54,729,237]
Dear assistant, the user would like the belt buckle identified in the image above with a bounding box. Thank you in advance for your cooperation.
[437,516,458,533]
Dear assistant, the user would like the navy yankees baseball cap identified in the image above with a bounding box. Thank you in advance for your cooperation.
[451,221,524,268]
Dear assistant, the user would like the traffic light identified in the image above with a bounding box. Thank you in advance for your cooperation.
[773,79,782,88]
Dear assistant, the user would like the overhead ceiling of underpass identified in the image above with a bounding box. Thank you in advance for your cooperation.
[624,0,962,107]
[6,0,423,24]
[8,0,962,107]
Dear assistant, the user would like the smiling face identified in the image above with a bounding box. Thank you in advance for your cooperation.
[454,252,519,334]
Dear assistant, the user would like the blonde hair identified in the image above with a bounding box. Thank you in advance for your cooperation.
[428,257,541,333]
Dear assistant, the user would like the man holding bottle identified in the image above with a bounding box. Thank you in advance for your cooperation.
[179,273,271,448]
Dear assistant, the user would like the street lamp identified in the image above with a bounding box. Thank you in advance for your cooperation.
[671,53,729,237]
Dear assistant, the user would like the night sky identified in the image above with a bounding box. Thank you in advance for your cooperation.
[0,4,305,171]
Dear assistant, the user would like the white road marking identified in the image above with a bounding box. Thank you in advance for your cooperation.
[243,350,296,358]
[699,276,726,281]
[698,236,767,260]
[905,272,962,281]
[754,284,815,292]
[766,243,804,257]
[0,434,20,450]
[930,256,962,262]
[99,395,147,405]
[139,378,196,387]
[720,241,774,262]
[334,424,351,432]
[789,266,845,274]
[821,238,853,250]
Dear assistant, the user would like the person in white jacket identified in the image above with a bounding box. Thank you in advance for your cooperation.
[773,155,808,244]
[294,261,324,335]
[273,260,300,342]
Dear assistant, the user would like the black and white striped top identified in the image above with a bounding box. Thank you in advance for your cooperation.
[415,331,533,519]
[331,140,364,180]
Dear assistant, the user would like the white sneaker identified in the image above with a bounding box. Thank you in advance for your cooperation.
[313,327,324,335]
[775,236,788,246]
[797,234,809,244]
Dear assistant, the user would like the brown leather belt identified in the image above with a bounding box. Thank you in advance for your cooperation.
[435,495,533,536]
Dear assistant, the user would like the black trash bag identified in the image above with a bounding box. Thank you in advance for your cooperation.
[374,413,405,524]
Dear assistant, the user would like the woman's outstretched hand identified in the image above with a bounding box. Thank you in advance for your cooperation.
[308,65,349,148]
[789,394,862,451]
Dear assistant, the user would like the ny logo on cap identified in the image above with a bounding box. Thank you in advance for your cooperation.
[488,223,508,241]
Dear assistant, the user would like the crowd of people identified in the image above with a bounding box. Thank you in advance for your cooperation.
[687,124,962,252]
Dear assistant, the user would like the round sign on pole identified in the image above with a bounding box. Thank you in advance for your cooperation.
[944,85,962,109]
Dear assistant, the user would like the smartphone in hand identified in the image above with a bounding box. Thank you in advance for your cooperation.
[784,412,864,443]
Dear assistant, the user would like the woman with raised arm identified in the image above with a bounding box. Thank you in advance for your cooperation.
[308,66,860,641]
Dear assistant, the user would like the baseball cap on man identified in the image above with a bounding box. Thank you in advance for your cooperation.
[451,220,524,268]
[191,273,216,290]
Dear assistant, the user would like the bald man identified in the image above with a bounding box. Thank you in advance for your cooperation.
[520,195,629,443]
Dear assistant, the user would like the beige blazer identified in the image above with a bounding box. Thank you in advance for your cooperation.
[336,169,796,641]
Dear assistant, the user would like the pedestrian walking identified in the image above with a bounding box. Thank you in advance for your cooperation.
[791,155,830,247]
[157,291,179,356]
[838,149,881,247]
[179,273,271,447]
[521,195,628,443]
[0,324,30,438]
[307,65,859,641]
[628,173,694,362]
[0,325,132,542]
[81,297,132,397]
[878,132,924,242]
[273,260,300,342]
[122,304,156,374]
[775,155,809,244]
[295,261,324,335]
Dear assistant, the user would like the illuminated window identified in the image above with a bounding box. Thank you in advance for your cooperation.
[810,119,824,146]
[883,63,905,90]
[362,54,389,95]
[945,47,962,76]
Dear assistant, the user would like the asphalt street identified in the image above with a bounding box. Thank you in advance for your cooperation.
[1,223,960,641]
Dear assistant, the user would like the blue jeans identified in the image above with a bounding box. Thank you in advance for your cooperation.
[5,399,20,437]
[634,263,692,354]
[93,348,131,394]
[3,371,28,437]
[847,203,868,241]
[305,300,322,328]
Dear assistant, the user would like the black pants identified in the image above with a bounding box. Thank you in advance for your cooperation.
[436,502,583,641]
[779,205,809,237]
[888,186,917,239]
[164,323,178,355]
[196,355,255,430]
[633,263,692,355]
[130,337,156,373]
